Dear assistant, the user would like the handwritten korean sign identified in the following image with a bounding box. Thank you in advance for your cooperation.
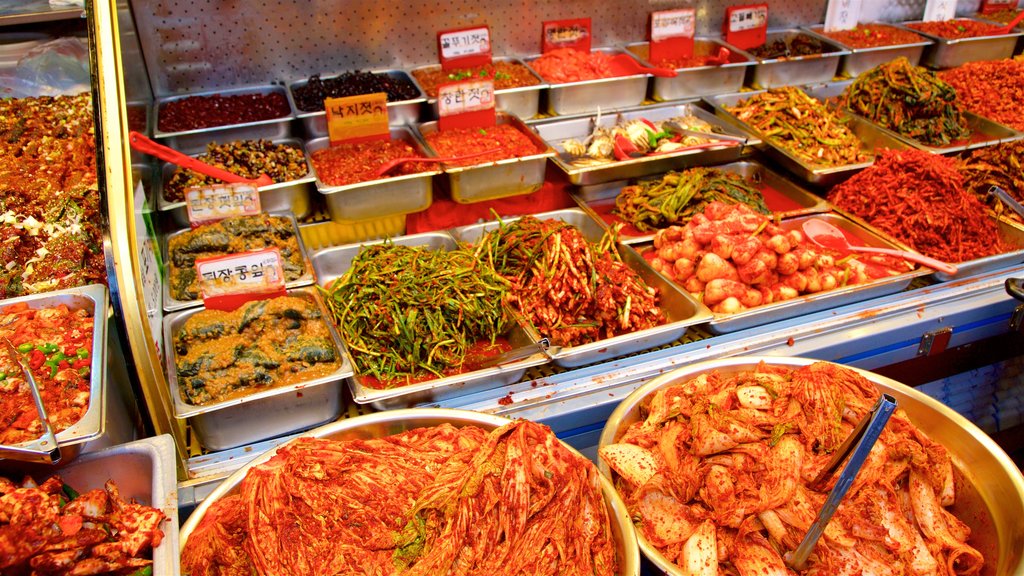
[650,9,696,62]
[922,0,957,22]
[824,0,863,31]
[438,79,496,130]
[542,18,592,53]
[197,248,287,310]
[325,92,389,144]
[724,4,768,50]
[438,26,492,69]
[185,183,261,228]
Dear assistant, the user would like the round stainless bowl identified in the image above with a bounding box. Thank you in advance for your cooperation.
[180,408,640,576]
[598,356,1024,576]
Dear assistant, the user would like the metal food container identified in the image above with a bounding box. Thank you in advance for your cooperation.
[747,29,849,88]
[154,136,316,229]
[153,84,294,150]
[802,24,933,78]
[624,38,755,101]
[705,89,907,187]
[416,113,555,203]
[410,57,547,120]
[802,80,1024,154]
[286,69,426,138]
[450,209,712,368]
[310,232,550,409]
[899,18,1024,69]
[532,102,755,186]
[0,284,108,463]
[651,213,926,334]
[307,127,438,221]
[161,211,316,313]
[573,159,831,245]
[164,287,353,452]
[179,409,641,575]
[525,48,649,116]
[598,356,1024,576]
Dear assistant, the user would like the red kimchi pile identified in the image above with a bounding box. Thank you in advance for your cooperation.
[181,420,619,576]
[600,361,985,576]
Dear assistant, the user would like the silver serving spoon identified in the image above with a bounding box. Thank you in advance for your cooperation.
[987,185,1024,220]
[0,338,61,464]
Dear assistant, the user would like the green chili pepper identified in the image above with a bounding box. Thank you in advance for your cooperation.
[62,483,79,501]
[77,367,90,378]
[75,347,89,359]
[128,566,153,576]
[16,342,33,354]
[37,342,58,354]
[0,372,6,381]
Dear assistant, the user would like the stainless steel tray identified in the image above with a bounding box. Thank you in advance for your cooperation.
[647,212,926,334]
[899,18,1024,69]
[624,37,755,101]
[450,208,712,368]
[532,101,754,186]
[747,29,849,88]
[154,136,316,228]
[161,211,316,313]
[164,287,352,452]
[153,84,294,150]
[598,356,1023,576]
[307,126,439,220]
[180,409,641,576]
[286,69,426,138]
[803,79,1024,153]
[705,89,906,187]
[802,24,932,78]
[416,113,555,203]
[0,284,108,463]
[573,159,831,245]
[410,57,547,120]
[524,48,649,116]
[310,232,550,409]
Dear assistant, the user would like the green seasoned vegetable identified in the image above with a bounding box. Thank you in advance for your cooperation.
[614,167,770,231]
[321,242,512,384]
[61,482,79,501]
[844,57,970,147]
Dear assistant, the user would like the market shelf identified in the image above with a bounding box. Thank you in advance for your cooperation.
[0,1,83,26]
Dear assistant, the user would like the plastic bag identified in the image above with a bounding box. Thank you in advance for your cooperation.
[0,37,90,97]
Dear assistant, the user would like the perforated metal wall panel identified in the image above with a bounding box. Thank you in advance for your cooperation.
[128,0,977,96]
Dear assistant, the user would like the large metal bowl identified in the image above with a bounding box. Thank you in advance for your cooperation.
[598,356,1024,576]
[180,408,641,575]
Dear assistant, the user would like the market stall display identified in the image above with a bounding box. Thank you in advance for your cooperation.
[525,48,649,115]
[745,30,848,88]
[961,140,1024,223]
[804,23,932,77]
[287,70,425,137]
[0,94,106,297]
[179,410,639,576]
[903,18,1023,69]
[421,123,544,166]
[411,58,545,120]
[624,38,754,100]
[598,357,993,575]
[161,139,308,202]
[939,58,1024,131]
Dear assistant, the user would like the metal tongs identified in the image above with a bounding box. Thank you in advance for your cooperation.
[477,338,554,369]
[663,120,749,145]
[987,186,1024,221]
[0,338,61,464]
[784,393,897,570]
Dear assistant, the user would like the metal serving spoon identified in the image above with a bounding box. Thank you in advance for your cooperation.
[802,218,958,276]
[988,185,1024,220]
[0,338,61,464]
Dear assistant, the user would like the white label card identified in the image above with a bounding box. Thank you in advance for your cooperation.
[651,9,696,41]
[438,80,495,117]
[197,249,285,299]
[439,27,491,60]
[729,6,768,32]
[824,0,863,32]
[923,0,957,22]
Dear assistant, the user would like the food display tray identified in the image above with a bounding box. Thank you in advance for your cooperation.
[899,19,1024,69]
[573,159,831,244]
[310,232,550,409]
[747,29,850,89]
[802,80,1024,154]
[597,356,1021,576]
[286,69,426,138]
[524,48,649,116]
[153,84,294,150]
[802,24,933,78]
[704,89,907,188]
[0,284,108,463]
[179,409,641,576]
[161,211,316,313]
[164,287,353,452]
[307,127,439,221]
[416,113,556,203]
[450,208,712,368]
[154,136,316,229]
[410,57,547,120]
[623,38,755,101]
[531,101,755,186]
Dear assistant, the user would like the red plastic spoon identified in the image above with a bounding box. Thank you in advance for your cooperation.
[802,218,958,275]
[128,131,274,187]
[373,148,502,177]
[608,54,678,78]
[993,10,1024,34]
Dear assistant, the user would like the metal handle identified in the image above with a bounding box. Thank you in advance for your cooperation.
[1007,278,1024,303]
[0,339,61,464]
[476,338,553,369]
[988,186,1024,220]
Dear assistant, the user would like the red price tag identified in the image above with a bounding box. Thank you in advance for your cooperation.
[542,18,592,53]
[438,26,492,70]
[185,183,262,228]
[325,92,390,145]
[438,80,496,131]
[979,0,1016,14]
[197,248,287,311]
[724,4,768,51]
[649,9,696,64]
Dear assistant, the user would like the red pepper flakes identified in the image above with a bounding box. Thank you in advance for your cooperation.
[906,19,1005,39]
[423,124,542,167]
[827,148,1010,263]
[819,24,926,48]
[939,59,1024,131]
